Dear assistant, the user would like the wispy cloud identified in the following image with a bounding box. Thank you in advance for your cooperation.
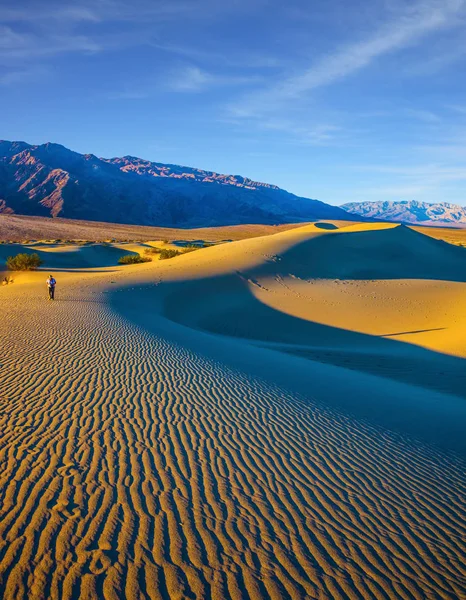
[151,41,282,69]
[353,108,442,123]
[0,1,202,25]
[0,5,100,23]
[259,119,343,145]
[0,65,50,86]
[106,65,263,100]
[0,25,100,63]
[447,104,466,115]
[403,108,442,123]
[0,0,266,82]
[168,66,213,92]
[167,66,264,93]
[230,0,466,119]
[353,163,466,185]
[344,162,466,202]
[106,90,149,100]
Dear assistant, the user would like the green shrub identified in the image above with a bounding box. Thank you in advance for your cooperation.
[144,246,162,255]
[118,254,152,265]
[6,253,43,271]
[159,249,180,260]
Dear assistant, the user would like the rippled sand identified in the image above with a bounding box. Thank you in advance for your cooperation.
[0,222,465,599]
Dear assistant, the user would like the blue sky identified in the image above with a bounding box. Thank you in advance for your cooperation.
[1,0,466,206]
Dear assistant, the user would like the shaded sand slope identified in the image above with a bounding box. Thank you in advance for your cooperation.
[0,242,141,271]
[250,223,466,281]
[0,222,465,599]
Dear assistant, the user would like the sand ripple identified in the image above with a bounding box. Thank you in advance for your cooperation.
[0,279,465,599]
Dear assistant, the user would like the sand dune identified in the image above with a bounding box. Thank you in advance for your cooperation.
[0,242,149,271]
[0,222,465,599]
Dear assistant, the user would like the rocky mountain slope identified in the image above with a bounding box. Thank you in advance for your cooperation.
[342,200,466,226]
[0,140,352,227]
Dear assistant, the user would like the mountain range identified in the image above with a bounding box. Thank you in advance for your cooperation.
[0,140,351,227]
[343,200,466,227]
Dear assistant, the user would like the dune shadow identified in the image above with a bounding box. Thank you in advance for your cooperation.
[314,222,339,230]
[255,224,466,282]
[161,272,466,399]
[111,224,466,455]
[0,242,137,270]
[111,270,466,456]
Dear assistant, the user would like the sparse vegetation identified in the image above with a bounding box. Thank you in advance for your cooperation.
[144,247,185,259]
[118,254,151,265]
[6,252,43,271]
[185,243,204,250]
[144,246,163,255]
[2,276,14,285]
[159,249,180,260]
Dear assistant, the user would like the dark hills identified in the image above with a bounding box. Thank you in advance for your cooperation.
[0,140,352,228]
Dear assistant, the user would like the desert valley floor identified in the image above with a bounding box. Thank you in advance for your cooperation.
[0,221,465,599]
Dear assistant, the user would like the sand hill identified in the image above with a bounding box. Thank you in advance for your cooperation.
[0,221,465,599]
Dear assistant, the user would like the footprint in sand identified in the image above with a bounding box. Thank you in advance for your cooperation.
[18,446,41,456]
[50,500,82,520]
[78,548,114,575]
[57,462,82,478]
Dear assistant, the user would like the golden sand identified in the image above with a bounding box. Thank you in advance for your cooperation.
[0,222,465,599]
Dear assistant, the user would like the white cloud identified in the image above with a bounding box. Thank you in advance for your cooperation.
[352,163,466,185]
[0,5,100,23]
[151,41,282,69]
[0,25,100,63]
[283,0,464,95]
[403,109,441,123]
[0,65,50,86]
[168,66,212,92]
[447,104,466,114]
[260,119,342,145]
[230,0,466,118]
[106,90,149,100]
[166,66,264,93]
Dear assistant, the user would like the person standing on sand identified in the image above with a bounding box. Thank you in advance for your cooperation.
[46,275,56,300]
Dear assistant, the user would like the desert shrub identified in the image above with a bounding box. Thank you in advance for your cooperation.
[144,246,162,255]
[6,253,43,271]
[118,254,151,265]
[159,249,180,260]
[2,275,14,285]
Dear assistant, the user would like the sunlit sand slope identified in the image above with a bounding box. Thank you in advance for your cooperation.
[0,222,465,599]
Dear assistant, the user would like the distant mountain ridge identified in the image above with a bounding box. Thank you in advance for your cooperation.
[0,140,352,227]
[105,156,281,191]
[342,200,466,226]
